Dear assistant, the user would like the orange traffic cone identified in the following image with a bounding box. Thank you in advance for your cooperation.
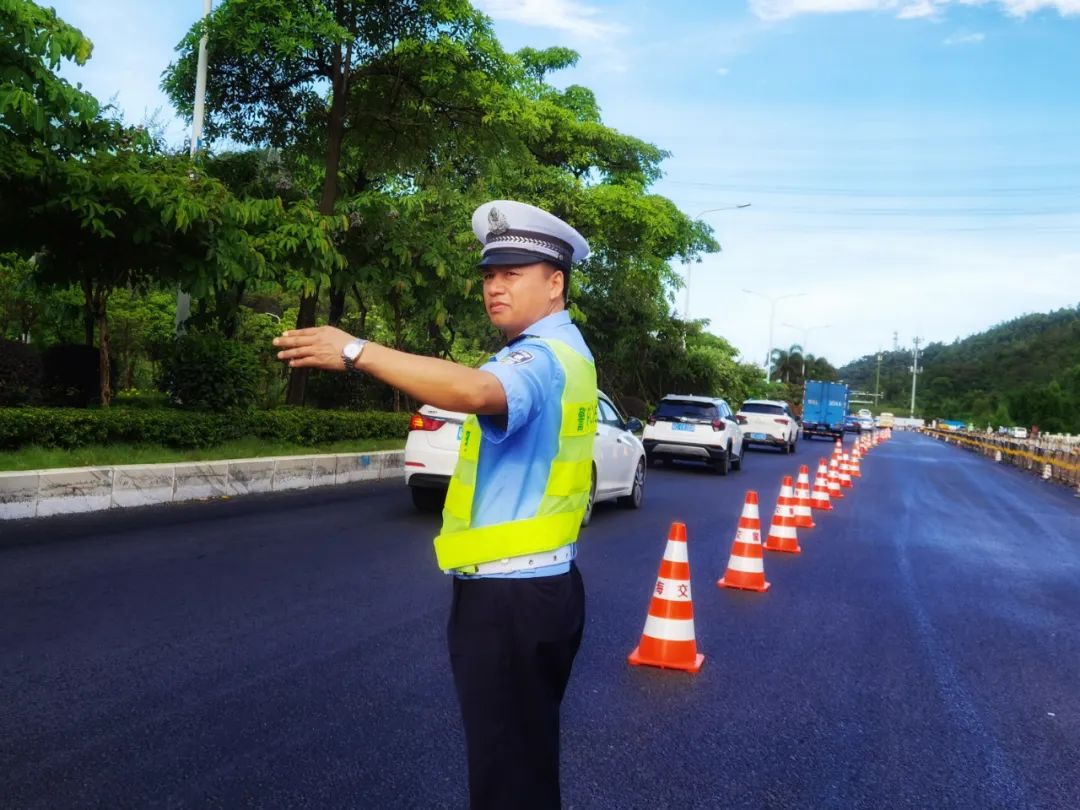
[793,465,816,528]
[811,459,832,510]
[828,456,845,499]
[850,446,862,478]
[628,522,704,673]
[764,477,801,554]
[718,492,771,592]
[838,454,854,488]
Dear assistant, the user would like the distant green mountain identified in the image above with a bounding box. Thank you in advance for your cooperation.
[838,306,1080,433]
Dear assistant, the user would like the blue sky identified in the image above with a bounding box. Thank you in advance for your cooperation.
[47,0,1080,368]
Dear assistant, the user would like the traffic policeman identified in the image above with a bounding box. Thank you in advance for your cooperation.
[273,200,596,809]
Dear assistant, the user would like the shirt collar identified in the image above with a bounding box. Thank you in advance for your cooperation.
[509,310,572,344]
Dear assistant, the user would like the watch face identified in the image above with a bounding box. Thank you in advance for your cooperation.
[344,340,363,361]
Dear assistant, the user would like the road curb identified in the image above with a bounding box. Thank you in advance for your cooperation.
[0,450,405,521]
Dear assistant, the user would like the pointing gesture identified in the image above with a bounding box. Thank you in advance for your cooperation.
[273,326,353,370]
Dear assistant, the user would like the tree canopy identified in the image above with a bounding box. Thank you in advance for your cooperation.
[1,0,773,416]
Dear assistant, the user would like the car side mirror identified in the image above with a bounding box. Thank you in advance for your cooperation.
[624,417,643,433]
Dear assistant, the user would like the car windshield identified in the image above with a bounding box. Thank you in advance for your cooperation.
[654,400,717,421]
[740,403,785,415]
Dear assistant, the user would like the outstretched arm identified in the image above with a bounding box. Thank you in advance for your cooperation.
[273,326,507,415]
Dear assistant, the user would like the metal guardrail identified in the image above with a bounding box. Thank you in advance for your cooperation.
[921,428,1080,491]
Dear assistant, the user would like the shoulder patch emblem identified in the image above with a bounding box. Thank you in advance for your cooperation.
[500,349,535,366]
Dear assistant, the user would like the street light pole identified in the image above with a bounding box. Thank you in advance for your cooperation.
[781,321,830,378]
[743,290,807,382]
[683,203,750,319]
[909,337,922,419]
[176,0,213,334]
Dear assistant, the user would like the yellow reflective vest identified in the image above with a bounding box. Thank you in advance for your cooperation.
[433,338,597,572]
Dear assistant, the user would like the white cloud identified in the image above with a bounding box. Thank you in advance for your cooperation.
[717,67,731,76]
[897,0,944,17]
[943,30,986,43]
[996,0,1080,15]
[472,0,622,39]
[749,0,1080,20]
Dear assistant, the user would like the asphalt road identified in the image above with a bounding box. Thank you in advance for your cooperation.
[2,432,1078,809]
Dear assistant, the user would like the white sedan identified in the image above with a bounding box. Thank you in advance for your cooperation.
[404,391,646,525]
[735,398,799,453]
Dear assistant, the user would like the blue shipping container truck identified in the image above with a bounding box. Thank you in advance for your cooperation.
[801,380,849,441]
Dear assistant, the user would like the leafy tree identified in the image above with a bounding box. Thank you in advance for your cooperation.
[163,0,512,403]
[0,0,100,169]
[0,252,42,341]
[770,344,803,384]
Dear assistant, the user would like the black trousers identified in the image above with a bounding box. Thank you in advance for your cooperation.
[448,563,585,810]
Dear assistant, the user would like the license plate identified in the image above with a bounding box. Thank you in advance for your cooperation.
[750,433,766,440]
[456,425,463,441]
[673,422,695,432]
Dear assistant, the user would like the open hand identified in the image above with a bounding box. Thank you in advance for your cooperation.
[273,326,355,371]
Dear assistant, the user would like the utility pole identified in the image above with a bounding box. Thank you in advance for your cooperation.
[874,351,882,405]
[892,331,899,352]
[909,337,922,418]
[175,0,213,334]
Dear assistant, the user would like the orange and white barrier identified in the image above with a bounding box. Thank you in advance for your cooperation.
[718,491,771,592]
[628,522,704,672]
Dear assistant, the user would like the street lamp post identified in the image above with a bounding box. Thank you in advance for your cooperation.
[176,0,213,335]
[781,321,831,378]
[683,203,751,319]
[743,289,807,382]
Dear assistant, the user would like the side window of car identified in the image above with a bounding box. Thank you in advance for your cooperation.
[598,399,621,427]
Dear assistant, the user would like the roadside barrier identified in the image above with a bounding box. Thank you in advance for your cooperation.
[921,428,1080,491]
[628,442,889,681]
[718,491,771,592]
[628,522,704,673]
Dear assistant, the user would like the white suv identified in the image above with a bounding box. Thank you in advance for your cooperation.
[642,395,744,475]
[403,391,647,526]
[736,399,799,454]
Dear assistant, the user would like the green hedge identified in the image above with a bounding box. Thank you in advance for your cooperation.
[0,407,411,450]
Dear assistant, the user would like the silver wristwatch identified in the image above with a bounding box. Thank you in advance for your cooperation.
[342,338,368,374]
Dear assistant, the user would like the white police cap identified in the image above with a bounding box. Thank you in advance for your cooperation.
[472,200,590,272]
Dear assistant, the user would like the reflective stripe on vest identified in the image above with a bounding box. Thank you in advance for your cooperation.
[433,338,597,572]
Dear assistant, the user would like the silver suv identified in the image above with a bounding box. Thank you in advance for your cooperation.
[642,395,744,475]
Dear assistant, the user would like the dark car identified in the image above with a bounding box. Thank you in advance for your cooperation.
[843,415,861,433]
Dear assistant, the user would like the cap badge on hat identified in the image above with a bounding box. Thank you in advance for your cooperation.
[487,207,509,236]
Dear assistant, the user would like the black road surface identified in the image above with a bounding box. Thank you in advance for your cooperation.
[2,432,1078,809]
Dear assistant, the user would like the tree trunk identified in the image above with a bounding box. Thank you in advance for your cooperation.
[285,41,352,406]
[82,274,95,346]
[352,284,368,336]
[328,286,347,327]
[97,292,111,408]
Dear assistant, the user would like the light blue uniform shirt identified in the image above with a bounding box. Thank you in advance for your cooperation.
[460,310,594,579]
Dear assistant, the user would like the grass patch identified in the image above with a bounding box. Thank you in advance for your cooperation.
[0,437,406,472]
